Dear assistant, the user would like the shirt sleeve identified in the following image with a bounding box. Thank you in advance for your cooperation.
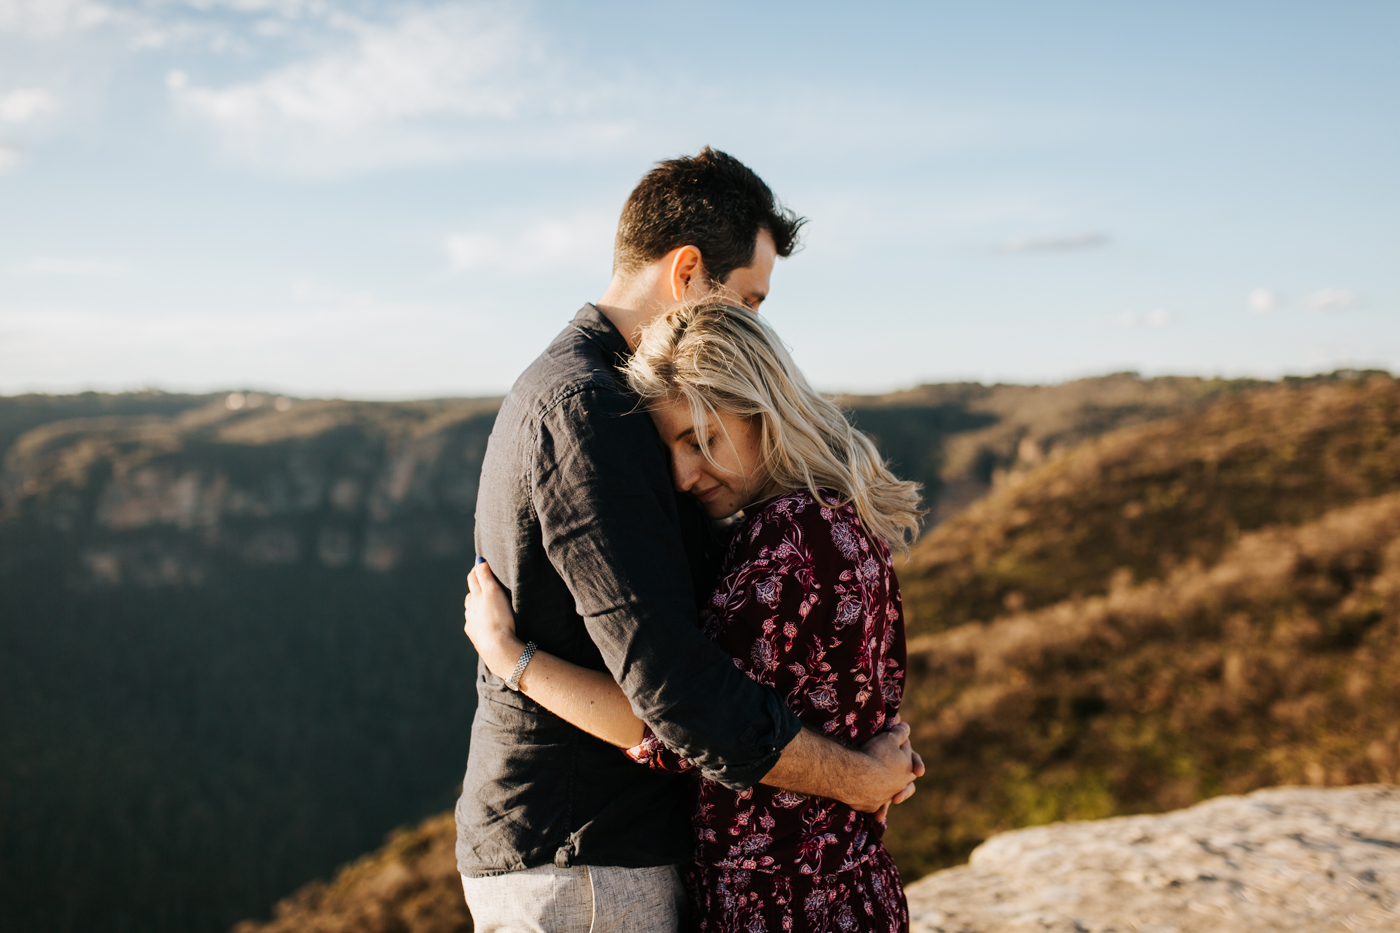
[533,385,801,790]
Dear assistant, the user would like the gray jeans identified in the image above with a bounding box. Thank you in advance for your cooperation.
[460,863,685,933]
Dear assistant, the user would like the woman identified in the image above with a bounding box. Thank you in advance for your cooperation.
[464,299,923,932]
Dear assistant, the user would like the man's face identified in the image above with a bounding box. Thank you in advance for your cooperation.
[713,227,777,311]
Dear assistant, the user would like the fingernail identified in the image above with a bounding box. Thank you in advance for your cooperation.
[475,556,485,565]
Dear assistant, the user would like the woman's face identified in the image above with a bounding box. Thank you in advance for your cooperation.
[649,397,772,520]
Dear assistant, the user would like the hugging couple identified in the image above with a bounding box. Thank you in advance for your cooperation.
[456,148,926,933]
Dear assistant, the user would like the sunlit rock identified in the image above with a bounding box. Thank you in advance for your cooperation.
[907,785,1400,933]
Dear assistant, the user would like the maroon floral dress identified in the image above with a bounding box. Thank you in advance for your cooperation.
[627,489,909,932]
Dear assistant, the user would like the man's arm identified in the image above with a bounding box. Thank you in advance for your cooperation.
[466,557,921,811]
[532,386,800,788]
[764,726,923,813]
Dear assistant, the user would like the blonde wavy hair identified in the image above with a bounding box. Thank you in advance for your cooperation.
[624,299,924,552]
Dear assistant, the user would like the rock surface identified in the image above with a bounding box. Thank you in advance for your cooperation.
[905,785,1400,933]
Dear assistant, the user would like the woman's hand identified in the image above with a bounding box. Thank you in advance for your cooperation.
[464,559,525,679]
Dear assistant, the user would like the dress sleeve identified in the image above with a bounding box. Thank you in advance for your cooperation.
[706,496,899,744]
[533,387,801,789]
[623,724,697,774]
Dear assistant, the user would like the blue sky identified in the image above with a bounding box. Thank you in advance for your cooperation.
[2,0,1396,398]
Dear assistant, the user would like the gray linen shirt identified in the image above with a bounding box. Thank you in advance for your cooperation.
[455,305,802,877]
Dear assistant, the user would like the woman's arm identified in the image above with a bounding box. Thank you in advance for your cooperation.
[465,560,644,748]
[467,558,920,809]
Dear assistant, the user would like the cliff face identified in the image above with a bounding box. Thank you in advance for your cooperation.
[2,395,500,585]
[0,395,499,933]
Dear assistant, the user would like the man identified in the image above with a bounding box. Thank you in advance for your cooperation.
[455,148,921,932]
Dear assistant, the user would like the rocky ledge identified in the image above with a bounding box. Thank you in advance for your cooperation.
[906,785,1400,933]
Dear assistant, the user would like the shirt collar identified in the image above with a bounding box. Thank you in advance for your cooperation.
[570,303,629,360]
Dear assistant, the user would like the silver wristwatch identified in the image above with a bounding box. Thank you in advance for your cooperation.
[505,641,537,691]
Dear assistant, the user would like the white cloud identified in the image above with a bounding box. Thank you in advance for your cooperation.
[0,292,536,398]
[0,0,112,36]
[0,141,18,171]
[290,276,374,306]
[13,257,126,275]
[176,0,325,15]
[0,88,57,124]
[1304,287,1360,313]
[992,233,1109,254]
[165,2,606,174]
[1116,308,1172,330]
[1248,287,1281,314]
[445,213,613,275]
[444,233,502,271]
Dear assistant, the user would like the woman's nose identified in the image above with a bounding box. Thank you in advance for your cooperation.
[671,454,698,492]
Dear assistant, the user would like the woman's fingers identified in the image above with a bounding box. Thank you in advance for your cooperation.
[478,554,501,585]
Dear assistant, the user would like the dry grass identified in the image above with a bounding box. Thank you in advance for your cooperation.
[884,491,1400,880]
[233,812,472,933]
[898,374,1400,636]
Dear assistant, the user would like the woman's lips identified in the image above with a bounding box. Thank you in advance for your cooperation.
[694,485,722,502]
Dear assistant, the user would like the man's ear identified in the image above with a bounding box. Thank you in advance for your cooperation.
[667,245,706,302]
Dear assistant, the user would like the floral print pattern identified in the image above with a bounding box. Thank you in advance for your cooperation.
[626,489,909,932]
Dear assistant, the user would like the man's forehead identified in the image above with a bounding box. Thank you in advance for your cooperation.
[720,228,777,308]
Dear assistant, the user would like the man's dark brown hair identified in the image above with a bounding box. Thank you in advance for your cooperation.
[613,147,806,285]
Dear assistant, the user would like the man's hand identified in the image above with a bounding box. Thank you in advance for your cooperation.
[762,723,921,814]
[856,723,922,813]
[872,718,925,822]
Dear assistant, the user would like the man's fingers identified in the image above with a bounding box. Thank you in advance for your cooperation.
[893,781,917,805]
[874,802,890,823]
[911,750,926,779]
